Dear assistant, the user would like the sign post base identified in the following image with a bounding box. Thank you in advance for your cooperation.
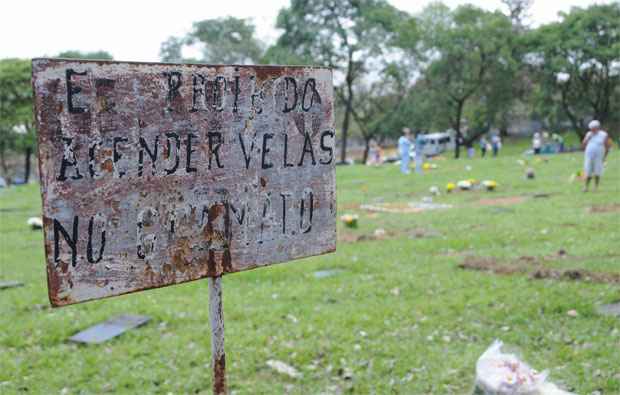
[209,276,226,394]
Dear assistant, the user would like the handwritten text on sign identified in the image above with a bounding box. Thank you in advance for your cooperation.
[32,59,336,307]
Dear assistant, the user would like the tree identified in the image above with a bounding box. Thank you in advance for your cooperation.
[56,50,113,60]
[494,0,534,137]
[160,17,263,64]
[501,0,533,31]
[0,59,36,182]
[418,5,515,157]
[526,4,620,139]
[347,63,408,163]
[272,0,407,163]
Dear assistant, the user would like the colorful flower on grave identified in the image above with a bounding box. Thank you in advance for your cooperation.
[482,180,497,191]
[340,214,359,228]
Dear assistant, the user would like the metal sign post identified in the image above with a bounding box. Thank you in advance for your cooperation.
[209,276,226,394]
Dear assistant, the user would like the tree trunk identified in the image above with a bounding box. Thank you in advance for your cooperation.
[453,100,464,159]
[339,87,353,164]
[454,131,461,159]
[560,88,586,139]
[24,146,32,184]
[0,147,8,177]
[362,138,371,165]
[339,54,354,164]
[499,115,509,137]
[340,94,352,164]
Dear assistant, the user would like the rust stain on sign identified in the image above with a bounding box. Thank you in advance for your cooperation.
[32,59,336,307]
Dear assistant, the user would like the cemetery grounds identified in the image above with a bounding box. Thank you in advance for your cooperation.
[1,139,619,394]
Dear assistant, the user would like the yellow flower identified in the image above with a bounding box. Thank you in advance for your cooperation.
[482,180,497,191]
[446,182,456,192]
[340,214,359,228]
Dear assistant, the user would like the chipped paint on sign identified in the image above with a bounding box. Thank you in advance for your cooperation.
[32,59,336,307]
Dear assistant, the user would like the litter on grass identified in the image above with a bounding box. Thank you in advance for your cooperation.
[473,340,574,395]
[266,359,303,379]
[27,217,43,230]
[69,315,150,344]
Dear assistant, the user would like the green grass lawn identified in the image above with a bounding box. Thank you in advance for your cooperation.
[1,140,619,394]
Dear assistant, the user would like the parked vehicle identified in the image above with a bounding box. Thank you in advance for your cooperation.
[410,131,455,158]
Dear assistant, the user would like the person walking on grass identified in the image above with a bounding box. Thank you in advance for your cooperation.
[398,128,412,174]
[414,131,426,174]
[480,136,488,157]
[582,120,612,192]
[491,134,502,157]
[532,132,542,155]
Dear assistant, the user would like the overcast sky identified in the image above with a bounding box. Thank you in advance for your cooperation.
[1,0,612,62]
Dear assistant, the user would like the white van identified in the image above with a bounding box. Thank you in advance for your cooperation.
[410,132,455,158]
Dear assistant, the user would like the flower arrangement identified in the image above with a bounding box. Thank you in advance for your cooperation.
[482,180,497,191]
[457,180,473,190]
[340,214,359,228]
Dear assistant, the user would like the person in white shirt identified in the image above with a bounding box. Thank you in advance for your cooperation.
[398,128,412,174]
[532,132,542,155]
[582,120,612,192]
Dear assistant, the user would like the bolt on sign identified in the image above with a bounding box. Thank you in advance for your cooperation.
[32,59,336,307]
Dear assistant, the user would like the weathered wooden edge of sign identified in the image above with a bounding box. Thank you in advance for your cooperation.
[32,58,337,307]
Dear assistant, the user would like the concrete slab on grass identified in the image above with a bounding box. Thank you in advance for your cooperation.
[597,303,620,317]
[0,281,24,290]
[69,315,150,344]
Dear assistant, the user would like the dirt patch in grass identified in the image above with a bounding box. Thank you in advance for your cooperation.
[340,203,361,211]
[409,228,443,239]
[458,255,620,285]
[588,204,620,214]
[477,196,527,206]
[338,227,442,244]
[360,201,452,214]
[338,233,362,243]
[338,229,397,244]
[530,268,620,284]
[458,256,527,275]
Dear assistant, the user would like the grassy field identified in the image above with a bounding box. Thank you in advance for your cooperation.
[1,139,619,394]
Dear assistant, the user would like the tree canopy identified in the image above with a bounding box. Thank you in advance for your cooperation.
[0,59,35,180]
[270,0,408,162]
[56,50,114,60]
[160,17,263,64]
[526,3,620,138]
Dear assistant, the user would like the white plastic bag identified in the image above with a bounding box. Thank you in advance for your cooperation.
[474,340,574,395]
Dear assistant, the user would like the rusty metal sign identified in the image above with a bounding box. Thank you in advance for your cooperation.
[32,59,336,307]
